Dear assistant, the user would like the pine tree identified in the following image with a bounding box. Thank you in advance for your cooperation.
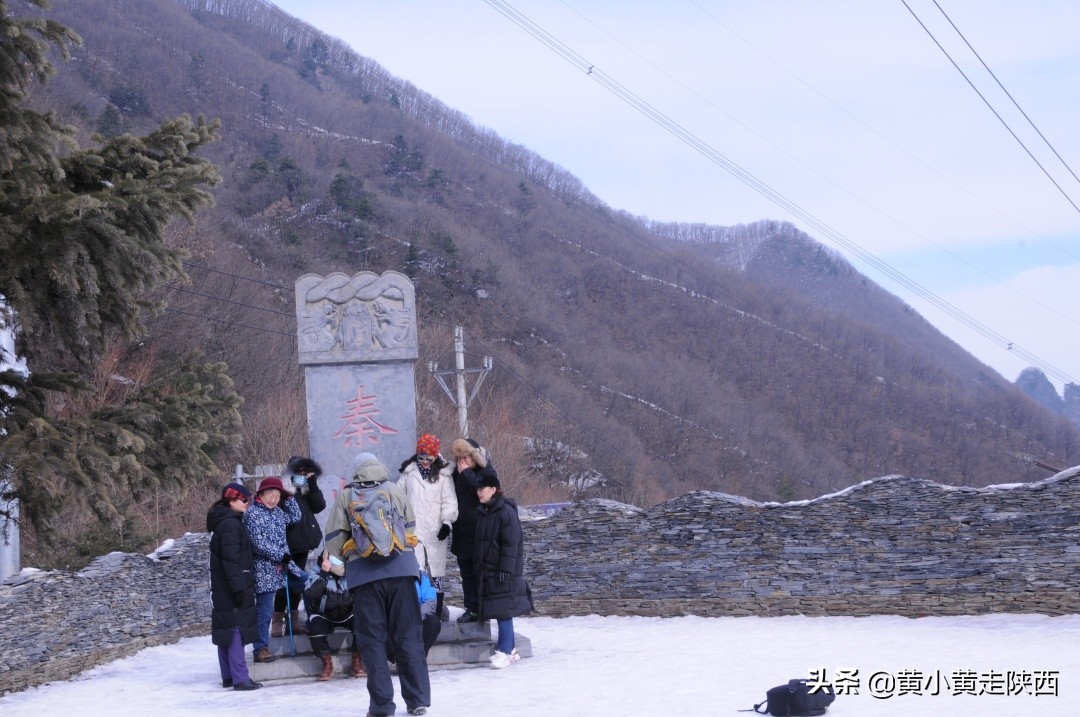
[0,1,240,539]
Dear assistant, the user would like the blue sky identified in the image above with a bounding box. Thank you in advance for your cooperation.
[272,0,1080,392]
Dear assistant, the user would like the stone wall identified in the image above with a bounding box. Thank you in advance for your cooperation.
[522,470,1080,618]
[0,533,211,695]
[2,470,1078,695]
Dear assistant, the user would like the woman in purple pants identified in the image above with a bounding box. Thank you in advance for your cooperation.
[207,483,262,690]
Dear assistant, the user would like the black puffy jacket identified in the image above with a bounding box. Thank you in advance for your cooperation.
[286,482,327,554]
[207,502,257,646]
[473,493,533,621]
[450,462,498,558]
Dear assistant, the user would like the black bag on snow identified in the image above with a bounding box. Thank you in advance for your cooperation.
[753,679,835,716]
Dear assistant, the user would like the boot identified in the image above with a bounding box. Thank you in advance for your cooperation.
[270,611,285,638]
[351,652,367,678]
[253,647,276,663]
[289,610,308,635]
[317,654,334,681]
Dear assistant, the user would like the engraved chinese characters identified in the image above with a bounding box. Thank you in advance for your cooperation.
[296,272,418,487]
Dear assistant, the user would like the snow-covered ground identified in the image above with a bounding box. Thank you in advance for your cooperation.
[2,613,1077,716]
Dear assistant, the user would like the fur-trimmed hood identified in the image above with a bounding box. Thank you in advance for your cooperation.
[451,438,488,468]
[285,455,322,478]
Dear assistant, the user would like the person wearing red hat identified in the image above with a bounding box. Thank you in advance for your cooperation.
[243,475,305,663]
[207,482,261,690]
[398,434,458,622]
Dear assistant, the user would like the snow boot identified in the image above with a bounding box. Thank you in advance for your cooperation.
[317,654,334,681]
[254,647,276,663]
[270,611,285,638]
[289,609,308,635]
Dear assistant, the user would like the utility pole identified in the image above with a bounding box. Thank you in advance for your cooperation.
[428,326,492,437]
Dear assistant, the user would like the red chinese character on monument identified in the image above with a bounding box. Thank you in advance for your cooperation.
[333,385,399,448]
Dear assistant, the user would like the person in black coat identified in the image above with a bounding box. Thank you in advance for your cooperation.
[473,470,532,669]
[207,482,261,691]
[449,438,497,623]
[272,456,327,637]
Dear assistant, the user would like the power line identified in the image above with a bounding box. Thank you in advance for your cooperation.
[666,1,1080,330]
[163,307,294,337]
[684,0,1077,266]
[183,261,292,290]
[422,318,631,469]
[458,327,632,468]
[414,86,1080,388]
[928,0,1080,190]
[900,0,1080,231]
[481,0,1078,387]
[166,285,294,317]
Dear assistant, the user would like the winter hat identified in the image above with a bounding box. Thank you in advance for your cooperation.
[476,471,500,490]
[451,438,487,468]
[221,483,252,503]
[351,452,379,476]
[285,456,322,478]
[352,452,377,467]
[257,476,287,496]
[416,434,440,457]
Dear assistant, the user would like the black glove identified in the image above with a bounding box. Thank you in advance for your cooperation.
[437,524,451,541]
[497,571,510,584]
[233,591,245,605]
[279,554,292,569]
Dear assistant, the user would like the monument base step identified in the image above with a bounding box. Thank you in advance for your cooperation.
[249,619,532,683]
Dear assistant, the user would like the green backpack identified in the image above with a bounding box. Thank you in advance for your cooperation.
[348,483,409,559]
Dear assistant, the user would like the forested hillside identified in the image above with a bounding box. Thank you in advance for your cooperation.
[10,0,1078,562]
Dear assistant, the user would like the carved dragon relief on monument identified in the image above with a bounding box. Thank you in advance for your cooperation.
[295,271,418,364]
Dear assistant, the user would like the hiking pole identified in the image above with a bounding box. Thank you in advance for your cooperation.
[283,569,297,657]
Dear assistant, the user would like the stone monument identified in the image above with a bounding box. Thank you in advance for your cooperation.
[295,271,418,485]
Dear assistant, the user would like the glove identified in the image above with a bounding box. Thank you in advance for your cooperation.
[279,554,292,569]
[233,591,245,605]
[437,524,451,541]
[497,571,510,584]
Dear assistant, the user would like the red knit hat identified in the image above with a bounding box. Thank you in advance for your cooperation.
[416,433,440,457]
[257,476,286,495]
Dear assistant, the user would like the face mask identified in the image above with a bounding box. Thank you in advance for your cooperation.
[293,475,307,487]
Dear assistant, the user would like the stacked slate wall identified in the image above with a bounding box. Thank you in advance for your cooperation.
[0,534,211,695]
[523,471,1080,618]
[2,470,1078,695]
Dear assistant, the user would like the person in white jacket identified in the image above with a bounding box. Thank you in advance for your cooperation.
[398,433,458,621]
